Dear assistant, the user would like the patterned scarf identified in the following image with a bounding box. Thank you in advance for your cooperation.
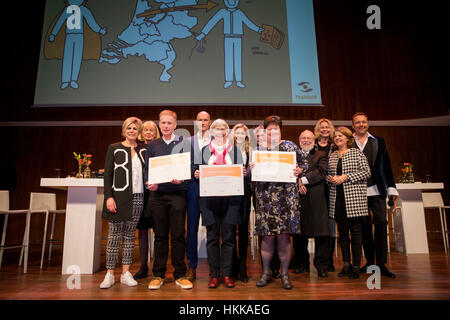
[209,140,232,165]
[298,148,312,175]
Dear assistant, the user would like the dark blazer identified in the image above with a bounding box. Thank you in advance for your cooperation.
[189,134,206,192]
[102,142,146,221]
[356,135,396,199]
[197,144,244,226]
[299,149,330,237]
[328,148,371,219]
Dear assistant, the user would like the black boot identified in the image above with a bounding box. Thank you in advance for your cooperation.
[338,263,352,277]
[133,264,149,280]
[239,261,248,283]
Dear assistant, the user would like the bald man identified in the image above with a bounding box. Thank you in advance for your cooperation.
[186,111,212,281]
[291,130,331,277]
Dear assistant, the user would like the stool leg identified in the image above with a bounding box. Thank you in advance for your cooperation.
[0,214,9,269]
[48,213,57,262]
[23,212,31,274]
[439,208,447,254]
[443,208,449,252]
[19,217,27,266]
[40,211,49,269]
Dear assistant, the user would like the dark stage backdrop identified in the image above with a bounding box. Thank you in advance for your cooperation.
[1,1,449,248]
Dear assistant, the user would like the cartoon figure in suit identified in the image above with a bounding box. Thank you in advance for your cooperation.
[47,0,107,89]
[196,0,262,88]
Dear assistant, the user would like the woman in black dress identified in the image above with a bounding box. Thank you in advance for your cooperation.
[100,117,146,289]
[133,120,160,279]
[314,118,337,271]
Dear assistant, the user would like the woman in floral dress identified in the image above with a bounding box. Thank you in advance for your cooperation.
[250,115,303,290]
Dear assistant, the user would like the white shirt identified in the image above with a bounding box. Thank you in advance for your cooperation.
[197,131,211,150]
[163,134,176,145]
[131,153,143,194]
[354,132,399,197]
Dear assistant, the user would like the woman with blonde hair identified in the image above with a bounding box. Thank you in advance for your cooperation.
[314,118,335,156]
[133,120,160,280]
[139,120,160,143]
[100,117,146,289]
[229,123,251,282]
[314,118,337,272]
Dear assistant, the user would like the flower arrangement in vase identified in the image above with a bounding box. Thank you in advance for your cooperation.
[73,152,93,178]
[401,162,414,183]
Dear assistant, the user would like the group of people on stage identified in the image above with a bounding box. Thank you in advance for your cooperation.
[99,110,398,290]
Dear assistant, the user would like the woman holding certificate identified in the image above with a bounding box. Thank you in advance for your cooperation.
[250,115,303,290]
[328,126,371,279]
[100,117,146,289]
[194,119,245,289]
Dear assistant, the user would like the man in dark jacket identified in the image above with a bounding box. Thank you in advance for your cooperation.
[352,112,398,278]
[186,111,211,281]
[292,130,331,277]
[144,110,192,290]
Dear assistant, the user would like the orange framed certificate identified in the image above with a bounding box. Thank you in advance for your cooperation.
[251,151,296,183]
[148,152,191,184]
[199,165,244,197]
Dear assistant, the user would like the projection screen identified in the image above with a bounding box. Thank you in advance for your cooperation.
[33,0,322,107]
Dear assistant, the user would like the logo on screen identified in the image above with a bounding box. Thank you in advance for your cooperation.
[298,82,313,93]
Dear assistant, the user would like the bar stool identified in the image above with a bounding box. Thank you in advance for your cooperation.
[422,192,449,253]
[0,190,31,273]
[249,196,259,261]
[27,192,65,268]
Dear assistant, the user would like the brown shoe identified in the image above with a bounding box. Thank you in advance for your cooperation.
[222,276,235,288]
[208,277,219,289]
[186,269,196,281]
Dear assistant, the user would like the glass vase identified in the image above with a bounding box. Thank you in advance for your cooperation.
[407,172,414,183]
[76,164,83,178]
[83,165,91,178]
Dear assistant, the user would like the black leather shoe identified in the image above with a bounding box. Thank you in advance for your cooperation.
[338,264,352,277]
[379,265,396,278]
[256,273,272,287]
[360,263,374,273]
[280,274,293,290]
[349,266,360,279]
[239,262,248,283]
[294,265,310,274]
[318,269,328,278]
[133,265,149,280]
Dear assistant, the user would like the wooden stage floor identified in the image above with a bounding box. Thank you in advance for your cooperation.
[0,248,449,301]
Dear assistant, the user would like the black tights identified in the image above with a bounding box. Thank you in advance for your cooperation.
[261,234,291,276]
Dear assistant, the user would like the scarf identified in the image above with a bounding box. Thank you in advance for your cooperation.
[209,140,232,165]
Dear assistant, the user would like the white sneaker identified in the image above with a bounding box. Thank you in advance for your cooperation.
[99,272,115,289]
[120,271,138,287]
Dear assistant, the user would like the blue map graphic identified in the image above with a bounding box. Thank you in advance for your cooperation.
[99,0,198,82]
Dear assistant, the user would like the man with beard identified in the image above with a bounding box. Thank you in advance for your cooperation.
[291,130,331,277]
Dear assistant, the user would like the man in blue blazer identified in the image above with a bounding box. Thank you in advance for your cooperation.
[186,111,211,281]
[352,112,398,278]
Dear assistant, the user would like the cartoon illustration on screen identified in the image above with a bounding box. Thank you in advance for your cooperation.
[44,0,107,89]
[99,0,202,82]
[195,0,262,88]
